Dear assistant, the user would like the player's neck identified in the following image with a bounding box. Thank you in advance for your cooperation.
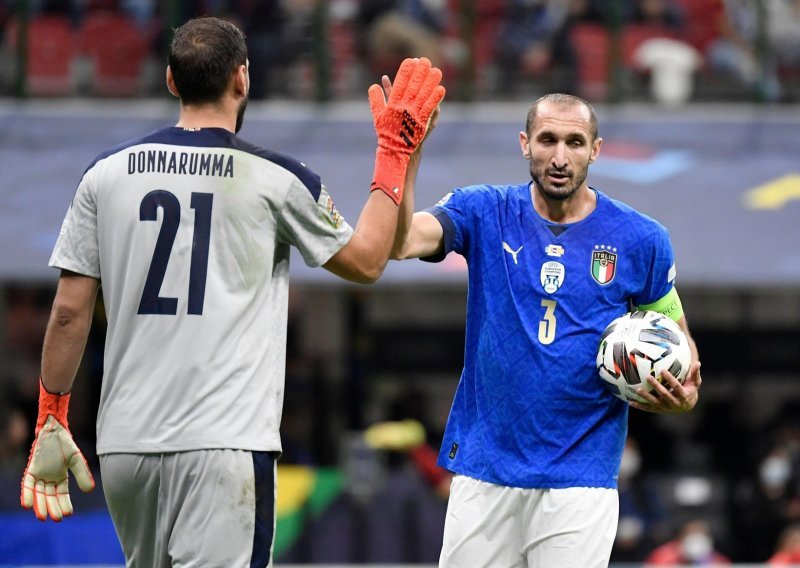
[531,184,597,224]
[175,101,237,133]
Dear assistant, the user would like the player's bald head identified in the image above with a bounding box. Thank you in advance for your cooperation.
[525,94,599,141]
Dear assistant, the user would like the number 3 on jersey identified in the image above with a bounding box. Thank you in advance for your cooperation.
[538,299,557,345]
[138,190,213,316]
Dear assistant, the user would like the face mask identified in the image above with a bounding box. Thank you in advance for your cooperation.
[760,456,791,489]
[620,449,641,479]
[682,532,712,561]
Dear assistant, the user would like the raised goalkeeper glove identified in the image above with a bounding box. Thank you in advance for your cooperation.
[369,57,446,205]
[20,378,95,522]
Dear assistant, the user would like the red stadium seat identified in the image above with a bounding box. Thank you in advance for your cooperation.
[5,16,76,96]
[78,13,148,96]
[570,23,611,101]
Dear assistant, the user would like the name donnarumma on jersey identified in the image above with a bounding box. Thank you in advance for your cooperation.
[127,150,234,178]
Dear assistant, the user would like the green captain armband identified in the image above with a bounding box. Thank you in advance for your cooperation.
[638,288,684,322]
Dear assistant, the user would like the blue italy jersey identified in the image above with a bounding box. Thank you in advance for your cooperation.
[426,184,676,488]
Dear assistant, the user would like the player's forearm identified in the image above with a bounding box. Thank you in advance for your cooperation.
[677,315,700,364]
[391,150,421,259]
[41,307,93,393]
[346,191,400,283]
[41,276,99,393]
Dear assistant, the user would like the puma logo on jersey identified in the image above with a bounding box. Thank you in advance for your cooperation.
[503,242,523,264]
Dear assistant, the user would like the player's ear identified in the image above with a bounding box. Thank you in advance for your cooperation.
[589,136,603,163]
[234,62,249,98]
[519,131,530,159]
[166,66,179,98]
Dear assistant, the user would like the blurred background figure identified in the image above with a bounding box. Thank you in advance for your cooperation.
[645,519,731,565]
[493,0,577,96]
[769,523,800,565]
[611,437,670,562]
[732,434,800,561]
[0,400,29,509]
[356,0,447,78]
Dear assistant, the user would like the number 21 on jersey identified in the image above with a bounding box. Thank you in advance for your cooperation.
[138,190,213,316]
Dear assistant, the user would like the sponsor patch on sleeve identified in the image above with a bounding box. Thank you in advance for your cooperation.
[318,185,343,229]
[435,192,454,207]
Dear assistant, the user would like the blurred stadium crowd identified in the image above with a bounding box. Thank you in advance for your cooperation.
[1,0,800,103]
[2,0,800,565]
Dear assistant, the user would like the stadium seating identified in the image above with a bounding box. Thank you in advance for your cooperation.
[4,16,76,96]
[77,13,149,97]
[570,23,611,101]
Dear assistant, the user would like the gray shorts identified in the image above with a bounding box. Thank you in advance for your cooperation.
[100,449,277,568]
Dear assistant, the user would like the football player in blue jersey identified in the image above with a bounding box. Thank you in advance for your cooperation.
[389,90,702,566]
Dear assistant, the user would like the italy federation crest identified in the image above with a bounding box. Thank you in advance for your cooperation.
[591,248,617,285]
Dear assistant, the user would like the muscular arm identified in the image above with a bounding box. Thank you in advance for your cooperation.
[324,58,444,283]
[390,142,447,260]
[323,191,400,284]
[41,271,100,393]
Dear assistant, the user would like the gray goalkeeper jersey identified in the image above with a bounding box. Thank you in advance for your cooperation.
[50,126,353,454]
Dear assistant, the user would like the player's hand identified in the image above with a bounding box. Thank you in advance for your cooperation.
[368,57,445,204]
[372,73,442,150]
[21,415,95,521]
[21,380,95,522]
[629,361,702,414]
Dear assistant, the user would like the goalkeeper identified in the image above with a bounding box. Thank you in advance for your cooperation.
[20,16,444,568]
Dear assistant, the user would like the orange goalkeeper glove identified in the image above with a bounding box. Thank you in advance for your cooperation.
[369,57,446,205]
[20,378,95,522]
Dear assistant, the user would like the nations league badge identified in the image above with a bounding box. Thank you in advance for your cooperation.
[540,261,565,294]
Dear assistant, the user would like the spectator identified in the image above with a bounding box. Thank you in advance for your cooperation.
[631,0,684,28]
[733,444,800,561]
[230,0,289,99]
[705,0,783,100]
[356,0,447,75]
[0,398,29,510]
[493,0,576,95]
[766,0,800,77]
[769,523,800,565]
[645,519,731,565]
[611,437,670,562]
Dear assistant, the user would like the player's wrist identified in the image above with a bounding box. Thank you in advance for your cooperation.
[371,146,409,205]
[36,377,71,434]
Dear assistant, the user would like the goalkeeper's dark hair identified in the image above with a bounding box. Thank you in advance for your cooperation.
[168,17,247,105]
[525,93,599,141]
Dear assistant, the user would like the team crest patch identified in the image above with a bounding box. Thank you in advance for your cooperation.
[540,261,565,294]
[591,246,617,285]
[319,187,343,229]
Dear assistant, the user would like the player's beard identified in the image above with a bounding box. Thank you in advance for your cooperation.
[235,97,248,133]
[530,160,589,201]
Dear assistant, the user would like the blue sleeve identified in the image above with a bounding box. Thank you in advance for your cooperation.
[632,223,676,307]
[419,188,474,263]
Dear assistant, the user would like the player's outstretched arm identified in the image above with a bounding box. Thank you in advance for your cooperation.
[21,271,98,521]
[363,66,448,262]
[630,314,702,414]
[324,58,445,283]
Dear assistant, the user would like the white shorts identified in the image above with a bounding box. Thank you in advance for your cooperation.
[100,450,277,568]
[439,475,618,568]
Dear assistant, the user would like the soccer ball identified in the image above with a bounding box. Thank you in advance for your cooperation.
[596,310,691,403]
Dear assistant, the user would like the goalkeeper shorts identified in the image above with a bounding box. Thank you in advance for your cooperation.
[100,449,277,568]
